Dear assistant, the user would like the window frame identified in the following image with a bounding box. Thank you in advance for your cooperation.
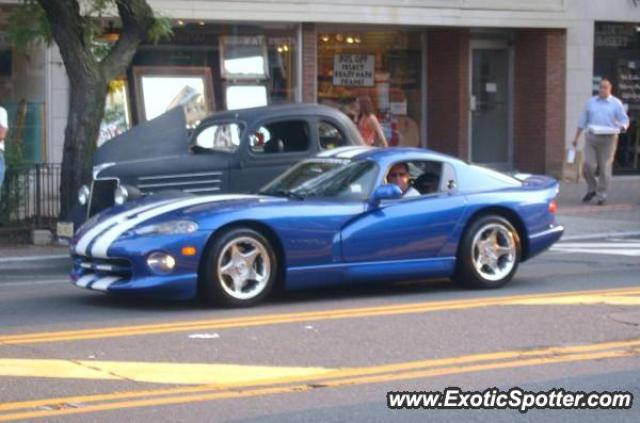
[381,159,456,199]
[191,120,246,155]
[246,118,313,158]
[318,118,349,150]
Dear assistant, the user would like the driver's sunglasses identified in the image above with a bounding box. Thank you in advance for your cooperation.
[388,172,408,178]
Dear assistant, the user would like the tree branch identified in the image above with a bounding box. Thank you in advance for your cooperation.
[36,0,98,82]
[100,0,154,80]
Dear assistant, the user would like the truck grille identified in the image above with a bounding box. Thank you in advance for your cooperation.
[136,171,223,194]
[88,178,118,216]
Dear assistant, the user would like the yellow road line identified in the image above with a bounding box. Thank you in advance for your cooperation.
[513,294,640,306]
[2,338,640,411]
[0,359,334,385]
[1,337,639,421]
[2,286,640,346]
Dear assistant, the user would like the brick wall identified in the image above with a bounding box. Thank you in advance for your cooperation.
[301,23,317,103]
[427,28,470,158]
[514,29,566,176]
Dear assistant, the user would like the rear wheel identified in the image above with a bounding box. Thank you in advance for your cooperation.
[453,215,520,289]
[200,228,277,307]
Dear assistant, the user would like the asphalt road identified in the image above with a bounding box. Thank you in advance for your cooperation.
[1,237,639,422]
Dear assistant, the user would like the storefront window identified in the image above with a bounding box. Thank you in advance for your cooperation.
[594,22,640,174]
[125,23,298,127]
[98,79,131,146]
[317,29,423,148]
[132,66,213,124]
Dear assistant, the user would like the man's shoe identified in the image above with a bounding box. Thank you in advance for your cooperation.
[582,192,596,203]
[597,199,606,206]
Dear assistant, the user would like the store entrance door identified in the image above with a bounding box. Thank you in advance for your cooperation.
[470,42,512,169]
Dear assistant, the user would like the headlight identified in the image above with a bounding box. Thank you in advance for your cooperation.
[132,220,199,236]
[146,252,176,274]
[78,185,90,206]
[114,185,128,206]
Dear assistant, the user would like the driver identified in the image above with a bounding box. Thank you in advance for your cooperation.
[386,163,420,198]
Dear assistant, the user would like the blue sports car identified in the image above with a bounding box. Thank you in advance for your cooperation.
[70,147,564,307]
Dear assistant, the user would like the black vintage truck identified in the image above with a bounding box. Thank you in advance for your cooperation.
[76,103,365,225]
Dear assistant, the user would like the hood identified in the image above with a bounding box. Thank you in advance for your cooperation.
[94,107,189,166]
[72,194,282,258]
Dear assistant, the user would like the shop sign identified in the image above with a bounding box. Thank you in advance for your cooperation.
[333,54,374,87]
[618,60,640,109]
[595,23,632,48]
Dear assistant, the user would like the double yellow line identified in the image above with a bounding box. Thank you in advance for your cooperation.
[1,337,639,421]
[2,286,640,346]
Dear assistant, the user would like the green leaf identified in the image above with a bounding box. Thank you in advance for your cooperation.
[7,1,52,48]
[147,15,174,44]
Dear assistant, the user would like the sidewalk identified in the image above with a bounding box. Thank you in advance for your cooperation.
[0,177,637,265]
[556,177,640,239]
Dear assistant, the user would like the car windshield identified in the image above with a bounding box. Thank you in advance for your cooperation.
[259,159,379,201]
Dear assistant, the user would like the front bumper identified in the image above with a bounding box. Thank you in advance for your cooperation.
[70,232,210,300]
[70,266,198,300]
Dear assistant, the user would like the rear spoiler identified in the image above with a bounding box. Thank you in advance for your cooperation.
[516,174,560,197]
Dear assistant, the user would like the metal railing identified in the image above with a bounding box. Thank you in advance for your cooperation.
[0,163,61,229]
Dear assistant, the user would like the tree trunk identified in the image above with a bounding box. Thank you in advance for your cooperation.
[35,0,156,220]
[59,76,107,219]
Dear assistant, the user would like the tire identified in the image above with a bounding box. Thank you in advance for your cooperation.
[200,228,277,307]
[453,215,521,289]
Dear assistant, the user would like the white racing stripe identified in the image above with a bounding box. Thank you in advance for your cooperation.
[89,276,122,291]
[90,195,256,258]
[75,274,98,288]
[75,200,175,256]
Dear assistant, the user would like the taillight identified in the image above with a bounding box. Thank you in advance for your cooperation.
[548,199,557,214]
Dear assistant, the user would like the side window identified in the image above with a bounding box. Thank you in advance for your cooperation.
[384,160,444,196]
[194,123,242,153]
[318,121,347,150]
[410,161,443,195]
[249,120,310,154]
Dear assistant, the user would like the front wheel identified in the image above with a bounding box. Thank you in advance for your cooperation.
[453,215,521,289]
[200,228,277,307]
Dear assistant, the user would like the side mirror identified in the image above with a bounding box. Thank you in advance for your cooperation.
[369,184,403,207]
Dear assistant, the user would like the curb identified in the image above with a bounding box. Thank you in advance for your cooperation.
[0,254,69,263]
[0,254,70,271]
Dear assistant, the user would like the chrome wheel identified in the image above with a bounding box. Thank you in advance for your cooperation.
[217,236,271,301]
[471,223,516,282]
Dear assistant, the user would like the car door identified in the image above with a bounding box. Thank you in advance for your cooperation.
[340,162,466,263]
[229,117,313,193]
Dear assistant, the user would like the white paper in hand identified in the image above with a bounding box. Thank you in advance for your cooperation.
[566,148,576,164]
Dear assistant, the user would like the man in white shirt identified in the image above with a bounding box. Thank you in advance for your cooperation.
[0,106,8,194]
[386,163,420,198]
[572,79,629,205]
